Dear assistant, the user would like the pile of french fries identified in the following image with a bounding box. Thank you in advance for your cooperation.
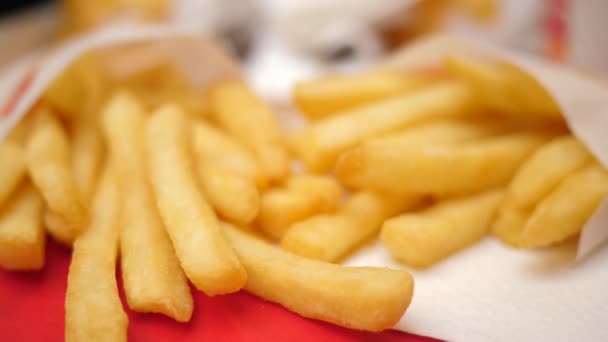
[0,48,607,341]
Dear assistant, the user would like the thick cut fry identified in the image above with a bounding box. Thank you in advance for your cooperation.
[258,175,342,240]
[504,136,591,209]
[145,105,247,295]
[70,117,104,204]
[294,70,433,118]
[337,131,552,196]
[224,223,414,332]
[522,163,608,248]
[382,189,504,267]
[285,175,343,212]
[210,79,289,182]
[0,141,26,207]
[197,165,260,225]
[65,166,127,342]
[282,192,419,262]
[191,120,266,188]
[0,182,44,270]
[102,93,193,322]
[289,81,476,171]
[44,54,105,118]
[445,55,561,119]
[368,117,512,147]
[26,109,86,243]
[492,135,592,246]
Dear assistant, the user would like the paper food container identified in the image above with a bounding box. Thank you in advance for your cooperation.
[1,24,607,342]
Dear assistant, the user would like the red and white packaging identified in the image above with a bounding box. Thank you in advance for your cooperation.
[1,23,607,342]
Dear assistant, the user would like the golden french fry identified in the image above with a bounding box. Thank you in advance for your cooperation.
[102,93,193,322]
[209,79,290,182]
[492,135,592,246]
[224,223,414,332]
[0,141,26,207]
[71,117,105,203]
[289,81,476,172]
[0,182,44,270]
[44,54,105,118]
[258,175,342,240]
[382,189,504,268]
[337,131,552,196]
[369,117,512,147]
[65,165,127,342]
[522,163,608,248]
[191,120,266,188]
[285,175,343,212]
[505,136,591,209]
[294,70,434,119]
[145,105,247,295]
[282,192,419,262]
[26,109,86,244]
[445,55,561,119]
[197,165,260,225]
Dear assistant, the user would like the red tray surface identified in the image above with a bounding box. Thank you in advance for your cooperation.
[0,240,438,342]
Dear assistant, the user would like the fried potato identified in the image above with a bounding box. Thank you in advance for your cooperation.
[191,120,266,189]
[369,117,512,147]
[492,135,592,246]
[102,93,193,322]
[522,163,608,248]
[44,54,105,119]
[289,81,476,172]
[294,70,434,119]
[285,174,343,212]
[65,165,127,342]
[445,55,561,119]
[282,192,419,262]
[145,105,247,295]
[224,223,414,332]
[197,165,260,225]
[0,182,44,270]
[258,175,342,240]
[210,79,289,182]
[337,130,552,196]
[26,109,86,244]
[71,117,104,204]
[0,141,26,207]
[382,189,504,268]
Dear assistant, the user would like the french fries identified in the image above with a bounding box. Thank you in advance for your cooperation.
[145,105,247,295]
[445,55,562,119]
[493,136,592,246]
[522,163,608,248]
[102,93,193,322]
[65,165,127,342]
[210,79,290,182]
[337,131,552,196]
[191,120,266,188]
[282,192,419,262]
[196,165,260,225]
[0,141,26,206]
[224,223,414,332]
[294,70,434,119]
[289,81,476,172]
[368,117,511,147]
[26,109,87,244]
[258,175,342,240]
[70,117,104,204]
[382,189,504,268]
[0,182,44,270]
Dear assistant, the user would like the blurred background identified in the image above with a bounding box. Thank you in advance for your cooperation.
[0,0,606,102]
